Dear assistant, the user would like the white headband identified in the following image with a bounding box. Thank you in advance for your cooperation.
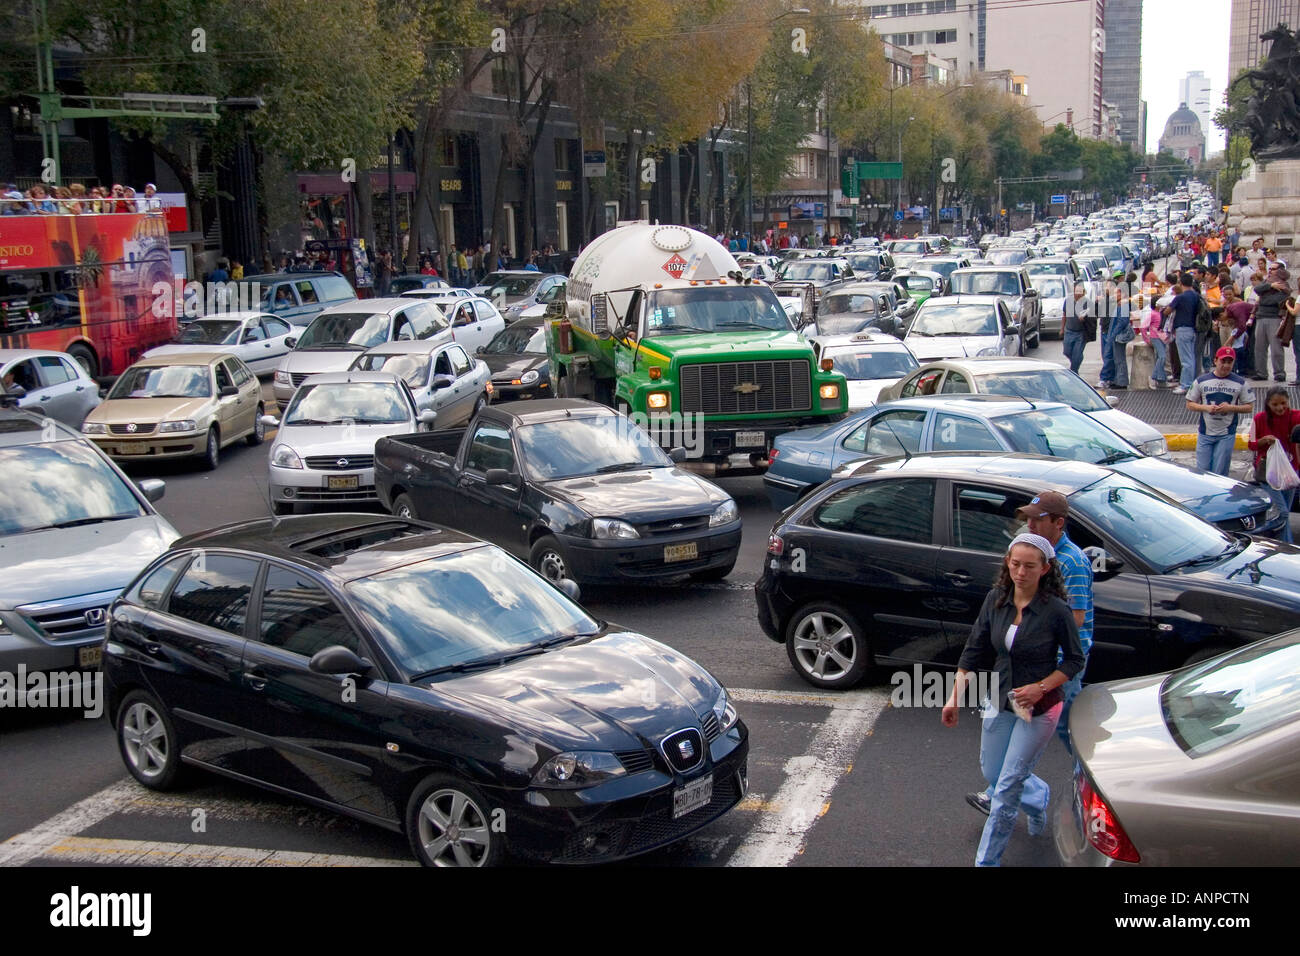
[1009,532,1055,562]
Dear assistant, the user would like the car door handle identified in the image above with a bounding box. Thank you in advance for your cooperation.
[943,571,972,584]
[244,672,268,691]
[144,642,163,656]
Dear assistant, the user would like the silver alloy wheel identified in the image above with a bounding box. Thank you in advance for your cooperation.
[535,547,567,583]
[417,788,492,867]
[121,701,170,780]
[791,611,858,682]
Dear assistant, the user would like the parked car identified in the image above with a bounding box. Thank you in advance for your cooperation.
[103,513,749,865]
[806,332,918,410]
[902,296,1023,362]
[238,272,358,327]
[1057,631,1300,865]
[761,396,1281,537]
[479,316,552,402]
[263,371,437,514]
[348,339,491,425]
[271,298,451,408]
[82,352,265,470]
[144,312,295,376]
[0,348,101,427]
[0,405,178,676]
[375,399,742,584]
[756,452,1300,689]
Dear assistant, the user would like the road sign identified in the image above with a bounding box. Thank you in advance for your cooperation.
[1050,194,1067,205]
[894,211,904,221]
[859,162,903,180]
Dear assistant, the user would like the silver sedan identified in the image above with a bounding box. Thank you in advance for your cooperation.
[349,339,491,427]
[0,348,102,427]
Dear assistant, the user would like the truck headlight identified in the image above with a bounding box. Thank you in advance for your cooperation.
[274,369,291,385]
[520,369,539,385]
[709,500,739,527]
[712,688,738,733]
[819,383,840,400]
[81,422,107,434]
[532,751,626,788]
[271,444,303,469]
[158,419,196,433]
[592,518,639,539]
[647,391,670,411]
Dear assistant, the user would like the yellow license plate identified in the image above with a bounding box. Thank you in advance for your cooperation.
[118,442,149,455]
[664,542,698,563]
[328,475,360,491]
[79,646,103,668]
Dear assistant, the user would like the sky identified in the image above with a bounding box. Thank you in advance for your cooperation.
[1141,0,1231,156]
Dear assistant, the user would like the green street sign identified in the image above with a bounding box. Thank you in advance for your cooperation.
[841,163,859,198]
[857,162,903,181]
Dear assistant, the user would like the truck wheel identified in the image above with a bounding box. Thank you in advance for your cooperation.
[67,343,99,379]
[529,536,571,585]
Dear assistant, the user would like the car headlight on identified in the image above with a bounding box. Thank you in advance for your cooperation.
[158,419,196,433]
[81,422,107,434]
[647,391,670,411]
[592,517,639,539]
[274,369,291,385]
[712,689,739,733]
[710,499,739,527]
[819,383,840,400]
[532,751,626,788]
[270,444,303,469]
[520,368,539,385]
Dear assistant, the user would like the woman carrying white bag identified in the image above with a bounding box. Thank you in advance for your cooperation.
[1248,386,1300,543]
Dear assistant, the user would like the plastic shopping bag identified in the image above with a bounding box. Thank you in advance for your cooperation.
[1266,440,1300,491]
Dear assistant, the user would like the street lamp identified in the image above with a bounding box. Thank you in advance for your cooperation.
[746,6,810,241]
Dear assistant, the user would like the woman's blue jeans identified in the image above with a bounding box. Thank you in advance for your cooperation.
[1269,485,1296,543]
[1151,337,1168,382]
[976,703,1062,867]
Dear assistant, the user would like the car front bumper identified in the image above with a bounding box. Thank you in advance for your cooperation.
[270,464,380,508]
[552,523,742,583]
[89,432,205,460]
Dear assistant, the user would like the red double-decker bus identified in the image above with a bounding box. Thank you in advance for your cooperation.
[0,212,178,377]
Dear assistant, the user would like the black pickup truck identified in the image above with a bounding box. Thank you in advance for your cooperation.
[374,399,743,585]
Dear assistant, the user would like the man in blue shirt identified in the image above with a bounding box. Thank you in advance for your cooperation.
[1164,274,1202,392]
[967,490,1093,834]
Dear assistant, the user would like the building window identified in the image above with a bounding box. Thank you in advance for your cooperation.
[554,138,570,171]
[439,204,455,249]
[438,134,457,168]
[556,202,569,250]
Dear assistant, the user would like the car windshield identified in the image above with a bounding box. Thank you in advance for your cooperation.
[824,348,918,380]
[1031,278,1070,299]
[950,272,1020,296]
[175,320,241,345]
[486,276,542,297]
[987,250,1027,265]
[893,241,924,254]
[1025,262,1069,278]
[516,415,671,480]
[900,275,934,291]
[977,369,1107,411]
[925,261,961,280]
[1162,632,1300,757]
[108,365,211,399]
[350,353,427,387]
[296,311,391,350]
[645,286,791,334]
[845,255,881,273]
[484,323,546,355]
[778,261,836,282]
[346,547,601,677]
[910,304,998,336]
[821,293,879,316]
[817,313,882,335]
[284,381,409,425]
[1071,474,1237,572]
[991,407,1138,462]
[0,440,146,536]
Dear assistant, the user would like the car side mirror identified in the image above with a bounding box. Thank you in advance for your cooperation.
[1105,395,1120,408]
[485,468,516,486]
[309,645,375,676]
[98,386,108,399]
[137,478,166,503]
[669,446,687,463]
[475,346,484,354]
[219,385,239,398]
[259,413,280,428]
[1005,324,1020,336]
[418,409,438,427]
[285,337,297,349]
[431,374,454,390]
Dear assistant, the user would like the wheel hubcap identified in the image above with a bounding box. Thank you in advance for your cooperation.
[417,789,490,867]
[122,702,168,778]
[792,612,857,680]
[537,550,566,582]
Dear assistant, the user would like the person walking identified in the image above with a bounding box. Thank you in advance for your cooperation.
[1061,281,1089,374]
[1253,265,1291,382]
[1108,272,1136,388]
[941,533,1084,867]
[1248,387,1300,544]
[1165,273,1201,393]
[1098,272,1119,388]
[1187,346,1254,476]
[1205,232,1223,268]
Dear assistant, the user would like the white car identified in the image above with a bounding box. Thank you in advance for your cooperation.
[394,293,505,353]
[807,332,919,410]
[271,298,451,408]
[349,339,491,427]
[0,348,101,427]
[263,371,437,514]
[903,296,1023,363]
[145,312,295,376]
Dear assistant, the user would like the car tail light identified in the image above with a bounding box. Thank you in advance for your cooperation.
[1078,772,1140,863]
[767,533,784,556]
[768,448,779,460]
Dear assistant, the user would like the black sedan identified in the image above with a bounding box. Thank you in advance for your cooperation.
[103,514,748,866]
[755,452,1300,690]
[479,316,551,402]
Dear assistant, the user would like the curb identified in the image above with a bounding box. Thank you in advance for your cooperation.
[1161,431,1249,451]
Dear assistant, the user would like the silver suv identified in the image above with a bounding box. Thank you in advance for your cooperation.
[0,404,179,675]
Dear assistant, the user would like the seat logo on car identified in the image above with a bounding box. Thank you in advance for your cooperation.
[1242,515,1256,531]
[678,739,695,761]
[84,607,106,627]
[733,382,762,395]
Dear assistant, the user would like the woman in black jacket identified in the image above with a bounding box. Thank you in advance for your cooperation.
[941,532,1084,866]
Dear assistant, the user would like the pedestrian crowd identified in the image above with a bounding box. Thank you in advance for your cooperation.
[2,182,165,215]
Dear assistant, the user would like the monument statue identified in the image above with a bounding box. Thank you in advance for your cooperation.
[1238,25,1300,160]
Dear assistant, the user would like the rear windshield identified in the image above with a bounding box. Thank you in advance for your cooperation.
[1162,633,1300,757]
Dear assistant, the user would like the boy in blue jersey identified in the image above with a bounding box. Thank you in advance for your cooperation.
[1187,347,1255,476]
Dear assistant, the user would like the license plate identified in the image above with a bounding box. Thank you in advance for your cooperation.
[78,646,102,668]
[118,442,148,455]
[673,774,713,819]
[734,431,765,448]
[328,475,359,491]
[664,542,698,563]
